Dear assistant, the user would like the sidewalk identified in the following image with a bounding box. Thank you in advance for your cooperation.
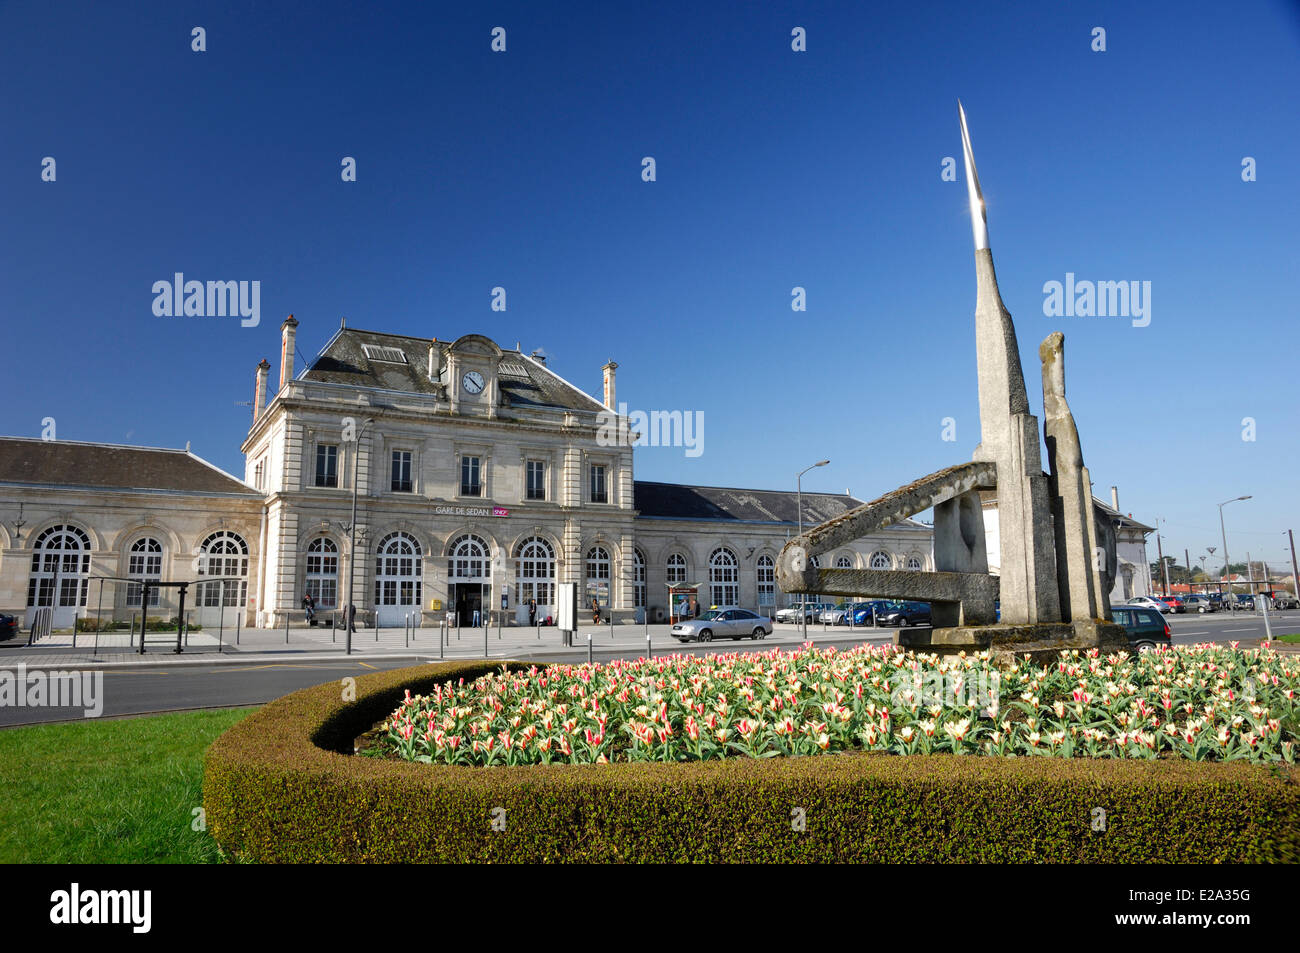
[0,620,895,669]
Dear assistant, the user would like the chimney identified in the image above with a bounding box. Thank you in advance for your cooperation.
[253,359,270,420]
[279,315,298,392]
[531,348,547,365]
[428,341,438,381]
[602,360,618,409]
[1110,485,1119,510]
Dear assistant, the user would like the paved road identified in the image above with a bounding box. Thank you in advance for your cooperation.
[1162,608,1300,646]
[2,610,1294,727]
[0,629,892,727]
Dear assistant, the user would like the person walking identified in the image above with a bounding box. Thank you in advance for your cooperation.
[528,598,537,627]
[346,602,357,634]
[591,596,601,625]
[301,590,316,626]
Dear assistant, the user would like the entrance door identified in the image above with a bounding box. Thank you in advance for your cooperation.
[453,584,484,627]
[25,524,91,629]
[374,532,422,627]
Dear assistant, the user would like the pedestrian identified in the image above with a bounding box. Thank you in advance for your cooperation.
[347,602,356,634]
[528,598,537,627]
[472,606,481,627]
[302,590,316,626]
[591,596,601,625]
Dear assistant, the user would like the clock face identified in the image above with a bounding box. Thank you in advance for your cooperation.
[462,371,485,395]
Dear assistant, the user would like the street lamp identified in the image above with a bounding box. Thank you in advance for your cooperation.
[1218,495,1251,607]
[344,417,376,654]
[797,460,830,640]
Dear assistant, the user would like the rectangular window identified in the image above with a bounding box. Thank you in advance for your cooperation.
[391,450,413,492]
[253,459,265,491]
[461,456,481,496]
[315,444,338,487]
[590,464,608,504]
[526,460,545,500]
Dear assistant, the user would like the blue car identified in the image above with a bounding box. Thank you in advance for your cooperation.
[847,600,893,626]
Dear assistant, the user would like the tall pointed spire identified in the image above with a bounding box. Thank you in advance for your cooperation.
[958,100,989,251]
[961,100,1060,624]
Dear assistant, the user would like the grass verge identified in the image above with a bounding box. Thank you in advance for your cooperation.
[0,707,255,863]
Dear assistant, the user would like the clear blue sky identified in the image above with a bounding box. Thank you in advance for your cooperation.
[2,1,1297,575]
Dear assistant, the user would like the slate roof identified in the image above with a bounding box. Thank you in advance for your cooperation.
[1091,496,1154,532]
[633,481,927,527]
[301,328,605,412]
[0,438,259,496]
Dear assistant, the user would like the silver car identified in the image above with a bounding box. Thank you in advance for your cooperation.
[672,607,772,642]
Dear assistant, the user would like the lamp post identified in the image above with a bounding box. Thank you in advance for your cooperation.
[797,460,830,640]
[344,417,376,655]
[1218,495,1251,608]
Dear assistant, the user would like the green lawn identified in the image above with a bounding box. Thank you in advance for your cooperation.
[0,707,255,863]
[1275,633,1300,644]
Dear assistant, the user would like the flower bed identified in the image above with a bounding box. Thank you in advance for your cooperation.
[203,658,1300,862]
[374,642,1298,766]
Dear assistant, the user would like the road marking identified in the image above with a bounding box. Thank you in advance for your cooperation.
[1224,628,1256,633]
[1177,631,1209,636]
[358,662,378,669]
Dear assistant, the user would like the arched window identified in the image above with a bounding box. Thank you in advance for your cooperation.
[27,524,91,611]
[835,555,853,569]
[515,536,555,606]
[586,545,611,607]
[633,549,646,608]
[757,554,775,607]
[709,547,738,607]
[377,532,423,608]
[305,538,338,609]
[666,553,687,586]
[906,555,923,571]
[447,533,489,581]
[127,537,162,608]
[869,551,892,570]
[199,531,248,607]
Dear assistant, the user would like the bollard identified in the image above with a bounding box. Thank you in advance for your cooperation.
[439,619,445,659]
[587,633,593,665]
[330,612,335,643]
[235,608,241,646]
[484,624,488,659]
[285,609,290,644]
[131,613,138,648]
[647,634,653,660]
[405,614,410,649]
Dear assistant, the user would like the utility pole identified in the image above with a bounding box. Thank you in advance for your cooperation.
[1184,547,1191,591]
[1155,523,1169,596]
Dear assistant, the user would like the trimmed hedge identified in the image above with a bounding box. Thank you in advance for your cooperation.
[203,661,1300,863]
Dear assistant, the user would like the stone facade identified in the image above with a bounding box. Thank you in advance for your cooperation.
[0,324,935,631]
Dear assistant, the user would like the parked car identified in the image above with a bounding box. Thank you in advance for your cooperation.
[1181,595,1216,613]
[672,607,772,642]
[1271,592,1299,610]
[875,601,932,627]
[846,600,893,626]
[775,602,836,624]
[1111,605,1172,651]
[1126,596,1169,614]
[1234,593,1256,611]
[818,605,849,625]
[0,612,17,641]
[1206,593,1228,610]
[1157,596,1186,614]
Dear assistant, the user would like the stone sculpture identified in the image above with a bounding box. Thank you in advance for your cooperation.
[774,103,1124,659]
